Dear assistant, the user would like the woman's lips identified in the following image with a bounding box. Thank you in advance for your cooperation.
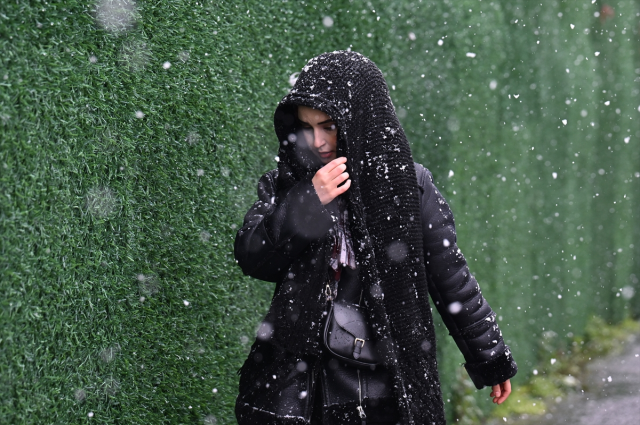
[318,151,333,158]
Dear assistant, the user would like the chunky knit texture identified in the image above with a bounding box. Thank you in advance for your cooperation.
[274,51,445,424]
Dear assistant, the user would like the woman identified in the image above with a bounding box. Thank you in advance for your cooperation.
[234,51,517,425]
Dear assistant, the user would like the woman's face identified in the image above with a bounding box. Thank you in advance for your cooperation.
[297,105,338,164]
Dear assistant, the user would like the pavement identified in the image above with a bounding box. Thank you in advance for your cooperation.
[502,334,640,425]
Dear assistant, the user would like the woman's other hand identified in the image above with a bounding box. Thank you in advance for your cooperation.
[312,157,351,205]
[490,380,511,404]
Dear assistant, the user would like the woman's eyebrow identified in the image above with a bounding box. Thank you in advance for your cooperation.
[298,118,335,125]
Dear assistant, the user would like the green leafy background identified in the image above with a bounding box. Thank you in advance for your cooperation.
[1,0,638,423]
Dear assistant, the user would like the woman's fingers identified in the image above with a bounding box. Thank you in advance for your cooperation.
[324,160,347,180]
[312,159,350,205]
[321,157,346,173]
[491,380,512,405]
[335,179,351,196]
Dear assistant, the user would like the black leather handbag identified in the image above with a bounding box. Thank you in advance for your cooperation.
[323,299,381,367]
[319,270,395,422]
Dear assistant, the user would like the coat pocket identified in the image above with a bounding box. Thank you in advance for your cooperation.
[236,341,316,424]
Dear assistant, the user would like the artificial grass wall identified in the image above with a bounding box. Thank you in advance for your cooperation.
[1,0,638,423]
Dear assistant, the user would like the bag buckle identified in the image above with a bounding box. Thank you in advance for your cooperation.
[353,338,365,359]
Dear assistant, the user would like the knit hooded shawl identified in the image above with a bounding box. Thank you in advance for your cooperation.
[272,51,445,424]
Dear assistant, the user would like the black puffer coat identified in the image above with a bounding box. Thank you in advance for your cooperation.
[234,51,516,425]
[235,164,517,423]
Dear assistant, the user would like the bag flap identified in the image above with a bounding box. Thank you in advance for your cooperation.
[332,302,373,340]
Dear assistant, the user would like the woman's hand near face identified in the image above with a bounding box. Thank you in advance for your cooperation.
[490,380,512,405]
[312,157,351,205]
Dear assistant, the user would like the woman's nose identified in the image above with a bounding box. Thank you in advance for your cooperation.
[313,128,325,147]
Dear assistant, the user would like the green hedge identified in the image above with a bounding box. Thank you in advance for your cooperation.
[1,1,638,423]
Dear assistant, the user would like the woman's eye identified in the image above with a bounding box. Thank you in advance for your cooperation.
[326,124,336,131]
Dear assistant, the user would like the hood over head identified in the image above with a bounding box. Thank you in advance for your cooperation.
[274,50,405,184]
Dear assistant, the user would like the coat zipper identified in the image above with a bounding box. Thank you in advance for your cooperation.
[356,369,367,424]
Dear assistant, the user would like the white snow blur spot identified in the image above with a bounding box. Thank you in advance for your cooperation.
[489,80,498,90]
[298,390,308,399]
[178,50,190,62]
[369,284,384,300]
[570,24,575,29]
[442,239,450,248]
[552,172,558,179]
[624,136,630,144]
[533,369,538,375]
[581,110,588,117]
[120,39,151,71]
[607,376,612,382]
[204,415,217,425]
[96,0,137,34]
[75,388,87,401]
[408,32,416,40]
[88,412,94,418]
[550,358,557,365]
[186,131,201,145]
[466,52,476,58]
[448,170,454,178]
[621,286,635,299]
[562,119,567,125]
[197,169,204,177]
[135,110,145,119]
[322,16,334,27]
[386,240,408,263]
[437,39,444,46]
[257,321,274,341]
[447,117,460,132]
[183,300,190,306]
[595,51,600,56]
[89,55,98,63]
[212,388,218,393]
[420,340,432,352]
[288,72,300,87]
[99,345,121,363]
[448,302,462,314]
[163,61,171,69]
